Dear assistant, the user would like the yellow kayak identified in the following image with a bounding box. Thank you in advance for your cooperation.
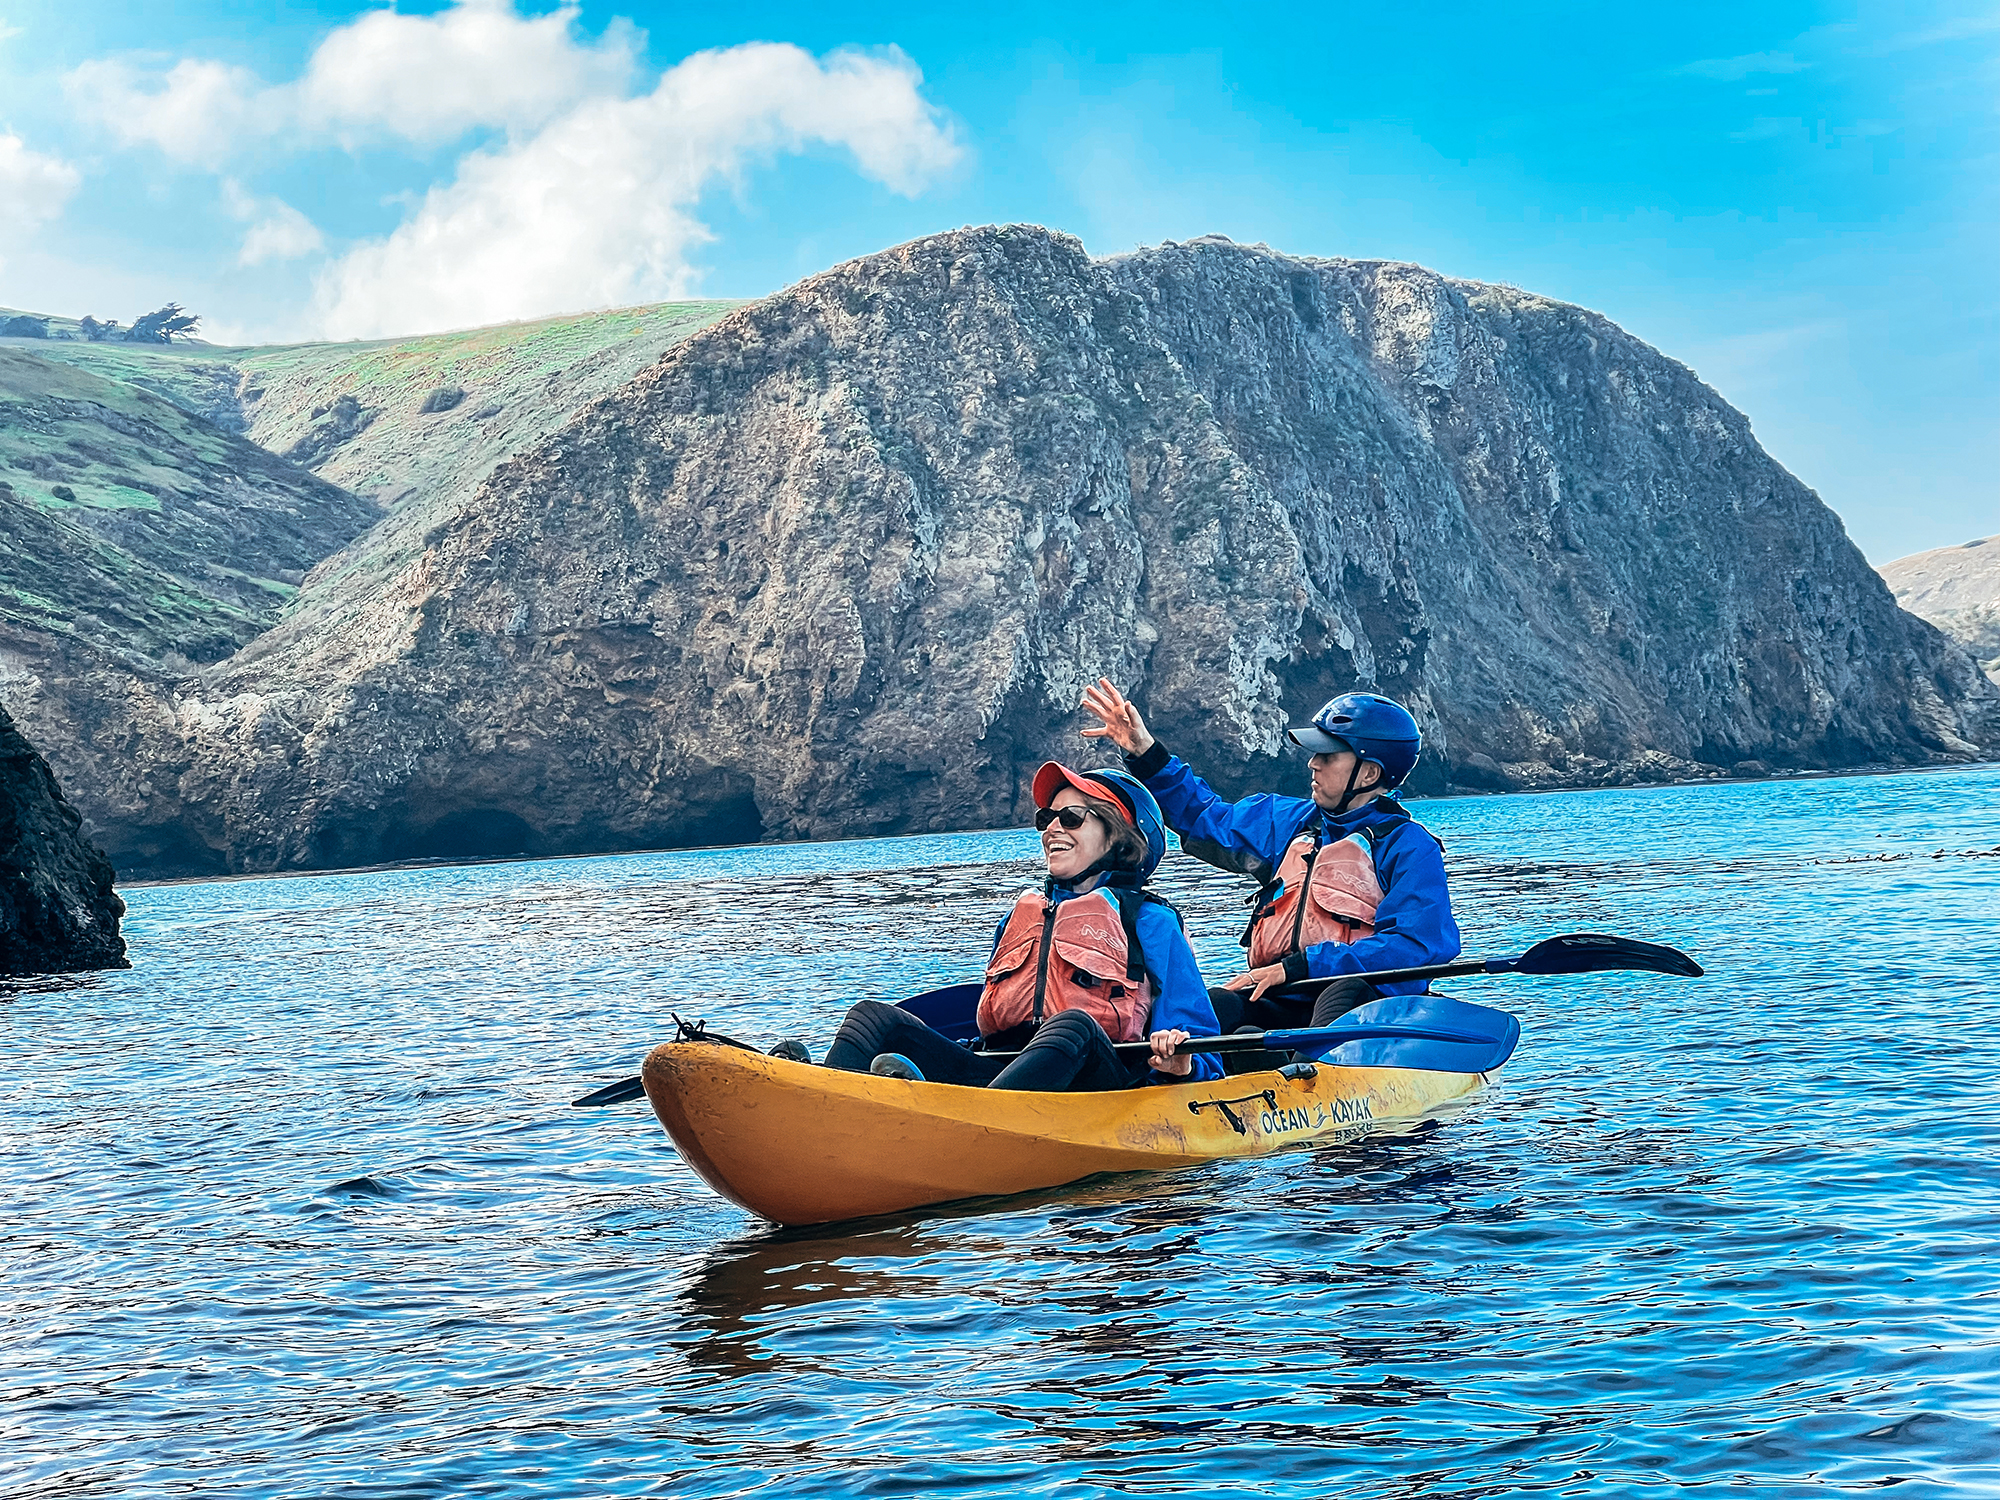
[641,1039,1491,1225]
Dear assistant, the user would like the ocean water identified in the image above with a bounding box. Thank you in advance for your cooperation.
[4,765,1999,1497]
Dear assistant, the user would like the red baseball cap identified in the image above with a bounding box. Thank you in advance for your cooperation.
[1031,761,1136,821]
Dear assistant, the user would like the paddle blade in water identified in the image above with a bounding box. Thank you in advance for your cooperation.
[1315,1029,1515,1074]
[1267,993,1520,1073]
[571,1076,646,1108]
[1502,932,1703,978]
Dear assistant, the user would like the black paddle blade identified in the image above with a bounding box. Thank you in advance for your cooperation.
[571,1075,646,1108]
[1506,932,1703,978]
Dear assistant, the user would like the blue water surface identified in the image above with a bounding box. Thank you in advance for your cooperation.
[4,766,1999,1496]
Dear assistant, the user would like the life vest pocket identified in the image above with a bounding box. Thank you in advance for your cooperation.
[1050,936,1129,986]
[984,935,1038,986]
[1306,882,1376,933]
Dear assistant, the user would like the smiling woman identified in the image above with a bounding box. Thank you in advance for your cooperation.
[805,760,1225,1092]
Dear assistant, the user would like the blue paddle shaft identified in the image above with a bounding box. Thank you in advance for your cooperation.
[1082,995,1520,1073]
[1244,1022,1493,1051]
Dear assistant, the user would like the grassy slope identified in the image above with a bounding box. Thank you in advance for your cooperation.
[1879,535,2000,684]
[0,347,379,667]
[13,301,739,499]
[0,322,248,431]
[10,301,741,635]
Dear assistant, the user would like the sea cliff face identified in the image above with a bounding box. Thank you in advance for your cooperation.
[0,701,126,974]
[30,227,2000,874]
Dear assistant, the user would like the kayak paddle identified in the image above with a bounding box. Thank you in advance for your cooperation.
[988,994,1522,1073]
[568,934,1694,1104]
[1195,993,1517,1073]
[572,1075,648,1107]
[575,998,1519,1094]
[1274,931,1701,998]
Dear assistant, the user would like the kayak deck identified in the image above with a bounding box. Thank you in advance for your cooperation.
[641,1040,1489,1225]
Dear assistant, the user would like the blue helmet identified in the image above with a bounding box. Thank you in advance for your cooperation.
[1285,693,1422,789]
[1031,762,1167,880]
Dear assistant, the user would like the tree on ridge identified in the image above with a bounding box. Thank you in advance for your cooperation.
[125,305,201,344]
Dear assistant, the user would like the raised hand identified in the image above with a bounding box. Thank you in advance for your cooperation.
[1079,678,1155,757]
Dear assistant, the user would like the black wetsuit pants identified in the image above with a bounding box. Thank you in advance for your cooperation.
[823,1000,1145,1092]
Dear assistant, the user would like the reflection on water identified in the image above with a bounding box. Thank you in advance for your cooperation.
[4,768,2000,1495]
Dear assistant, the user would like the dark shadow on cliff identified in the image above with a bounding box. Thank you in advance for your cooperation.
[387,807,541,862]
[294,765,767,872]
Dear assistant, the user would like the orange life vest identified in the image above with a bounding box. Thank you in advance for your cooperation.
[976,888,1153,1044]
[1245,828,1383,968]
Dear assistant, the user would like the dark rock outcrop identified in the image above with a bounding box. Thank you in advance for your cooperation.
[28,227,2000,874]
[0,700,126,973]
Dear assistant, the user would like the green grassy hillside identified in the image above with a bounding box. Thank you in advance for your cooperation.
[3,299,741,661]
[0,347,378,666]
[11,300,739,506]
[1,308,246,429]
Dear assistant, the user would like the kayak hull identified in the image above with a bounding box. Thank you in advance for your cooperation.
[641,1041,1488,1226]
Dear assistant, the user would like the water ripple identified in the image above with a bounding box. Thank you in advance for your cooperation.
[3,768,1999,1495]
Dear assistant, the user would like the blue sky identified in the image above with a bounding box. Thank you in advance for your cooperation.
[0,1,1993,562]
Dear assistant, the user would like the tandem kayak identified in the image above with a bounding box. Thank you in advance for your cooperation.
[641,1017,1508,1226]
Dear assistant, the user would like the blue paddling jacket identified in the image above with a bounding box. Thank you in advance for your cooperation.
[986,879,1225,1083]
[1126,747,1461,992]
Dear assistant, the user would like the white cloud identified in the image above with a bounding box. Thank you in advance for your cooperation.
[223,180,325,266]
[1874,14,2000,52]
[58,8,962,340]
[296,0,639,145]
[0,132,81,265]
[64,56,272,167]
[313,42,962,339]
[64,0,639,162]
[239,204,325,266]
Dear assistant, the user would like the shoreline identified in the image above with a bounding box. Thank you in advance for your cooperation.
[116,755,2000,890]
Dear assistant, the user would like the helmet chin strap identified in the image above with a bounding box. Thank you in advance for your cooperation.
[1327,758,1377,815]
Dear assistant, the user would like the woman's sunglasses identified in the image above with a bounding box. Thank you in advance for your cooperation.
[1034,806,1097,832]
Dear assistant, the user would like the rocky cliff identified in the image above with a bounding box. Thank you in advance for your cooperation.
[0,700,126,974]
[2,306,731,871]
[1879,535,2000,686]
[0,345,387,874]
[27,227,2000,873]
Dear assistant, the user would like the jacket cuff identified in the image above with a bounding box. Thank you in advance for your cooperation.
[1125,741,1172,781]
[1281,952,1311,984]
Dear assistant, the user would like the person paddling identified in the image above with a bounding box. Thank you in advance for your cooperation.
[1080,680,1460,1045]
[813,762,1223,1089]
